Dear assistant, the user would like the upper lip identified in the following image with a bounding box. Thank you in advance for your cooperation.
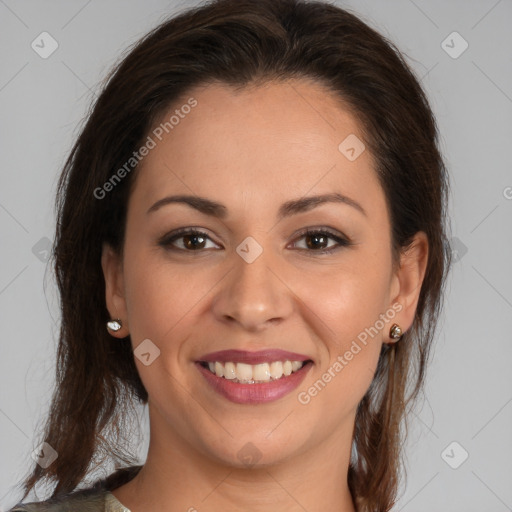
[197,349,312,365]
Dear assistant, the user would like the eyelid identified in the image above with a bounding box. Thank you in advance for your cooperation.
[290,226,349,241]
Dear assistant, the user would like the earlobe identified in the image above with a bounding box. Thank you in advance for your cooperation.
[101,242,129,337]
[388,231,429,337]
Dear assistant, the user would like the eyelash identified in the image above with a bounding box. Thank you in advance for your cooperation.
[157,227,353,255]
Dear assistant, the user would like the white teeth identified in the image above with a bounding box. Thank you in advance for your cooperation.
[224,362,236,380]
[253,363,271,381]
[203,360,307,383]
[269,361,283,379]
[291,361,303,372]
[214,361,224,377]
[236,363,253,381]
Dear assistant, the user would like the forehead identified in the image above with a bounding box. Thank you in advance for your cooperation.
[129,78,385,220]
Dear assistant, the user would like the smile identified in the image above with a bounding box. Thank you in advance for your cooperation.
[195,355,313,405]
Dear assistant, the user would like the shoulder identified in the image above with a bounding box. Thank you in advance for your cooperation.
[7,488,120,512]
[8,465,140,512]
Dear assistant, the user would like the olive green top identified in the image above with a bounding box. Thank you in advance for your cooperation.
[8,489,130,512]
[7,465,142,512]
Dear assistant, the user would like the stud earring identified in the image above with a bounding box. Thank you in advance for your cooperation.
[107,319,122,333]
[389,323,403,341]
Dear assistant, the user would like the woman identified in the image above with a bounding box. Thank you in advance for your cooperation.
[9,0,451,510]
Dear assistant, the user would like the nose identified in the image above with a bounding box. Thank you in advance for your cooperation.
[211,240,293,332]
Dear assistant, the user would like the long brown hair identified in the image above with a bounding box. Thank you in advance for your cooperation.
[14,1,452,510]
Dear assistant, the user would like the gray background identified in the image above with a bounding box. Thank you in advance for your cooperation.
[1,0,511,510]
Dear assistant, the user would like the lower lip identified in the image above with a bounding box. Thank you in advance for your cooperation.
[195,361,313,404]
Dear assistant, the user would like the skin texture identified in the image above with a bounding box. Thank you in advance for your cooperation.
[102,78,428,512]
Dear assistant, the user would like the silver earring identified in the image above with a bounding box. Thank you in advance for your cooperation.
[107,319,122,332]
[389,323,403,340]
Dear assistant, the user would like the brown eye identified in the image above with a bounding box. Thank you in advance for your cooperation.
[305,232,329,250]
[291,229,352,254]
[158,229,219,251]
[182,232,207,250]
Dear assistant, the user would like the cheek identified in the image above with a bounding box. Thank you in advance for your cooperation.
[120,248,213,406]
[290,256,390,408]
[122,243,230,358]
[292,253,392,345]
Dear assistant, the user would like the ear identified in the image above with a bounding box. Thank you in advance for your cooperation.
[101,242,129,338]
[385,231,429,344]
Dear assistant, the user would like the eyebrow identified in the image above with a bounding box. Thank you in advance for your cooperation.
[146,192,367,219]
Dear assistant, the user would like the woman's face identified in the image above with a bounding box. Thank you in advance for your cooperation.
[103,78,427,469]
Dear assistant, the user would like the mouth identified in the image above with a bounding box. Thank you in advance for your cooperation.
[195,349,314,404]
